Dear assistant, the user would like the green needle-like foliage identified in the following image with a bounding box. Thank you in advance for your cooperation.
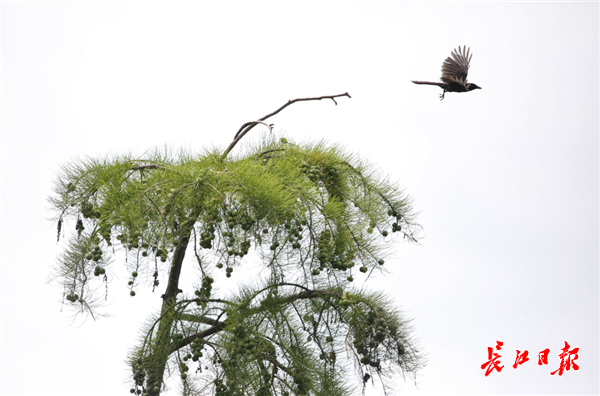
[49,95,424,396]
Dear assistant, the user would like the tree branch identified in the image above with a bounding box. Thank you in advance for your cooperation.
[257,148,287,158]
[179,313,225,326]
[131,164,167,171]
[167,287,342,355]
[234,121,274,139]
[222,92,351,159]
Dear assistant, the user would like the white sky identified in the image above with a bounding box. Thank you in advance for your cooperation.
[1,1,598,395]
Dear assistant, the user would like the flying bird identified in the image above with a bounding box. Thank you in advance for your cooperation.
[412,46,481,100]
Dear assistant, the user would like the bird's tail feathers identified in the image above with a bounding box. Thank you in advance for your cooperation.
[411,81,444,86]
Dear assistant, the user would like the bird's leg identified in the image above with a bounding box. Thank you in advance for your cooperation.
[439,90,446,101]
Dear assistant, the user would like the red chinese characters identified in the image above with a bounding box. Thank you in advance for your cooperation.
[513,350,529,368]
[483,341,579,376]
[481,341,504,376]
[550,341,579,376]
[538,348,550,365]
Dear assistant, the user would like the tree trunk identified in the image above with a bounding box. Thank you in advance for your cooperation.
[151,217,196,392]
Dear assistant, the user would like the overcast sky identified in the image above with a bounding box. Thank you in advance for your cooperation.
[1,1,598,396]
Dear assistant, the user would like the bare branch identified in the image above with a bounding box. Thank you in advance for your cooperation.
[257,148,287,157]
[256,92,351,123]
[131,164,167,171]
[222,92,351,159]
[234,121,274,139]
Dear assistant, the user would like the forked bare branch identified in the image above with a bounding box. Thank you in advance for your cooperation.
[222,92,351,159]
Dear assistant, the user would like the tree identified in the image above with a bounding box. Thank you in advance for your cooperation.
[49,93,425,396]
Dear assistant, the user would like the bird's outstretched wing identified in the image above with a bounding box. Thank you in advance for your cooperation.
[440,46,472,84]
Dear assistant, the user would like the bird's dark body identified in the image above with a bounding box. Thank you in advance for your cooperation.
[445,82,470,93]
[412,46,481,100]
